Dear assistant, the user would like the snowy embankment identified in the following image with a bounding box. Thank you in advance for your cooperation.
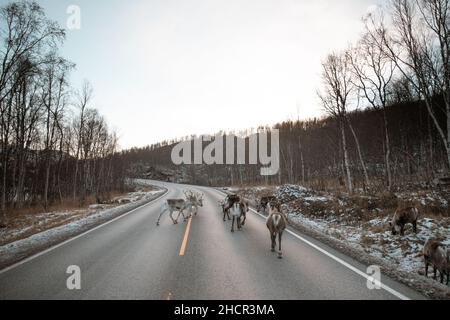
[232,184,450,299]
[0,181,166,270]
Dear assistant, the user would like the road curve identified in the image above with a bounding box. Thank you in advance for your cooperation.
[0,181,425,300]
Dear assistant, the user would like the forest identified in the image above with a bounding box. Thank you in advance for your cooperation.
[0,1,126,224]
[2,0,450,225]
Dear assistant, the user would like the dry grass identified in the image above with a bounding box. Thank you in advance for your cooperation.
[5,192,125,220]
[361,234,375,246]
[370,223,388,234]
[0,183,153,246]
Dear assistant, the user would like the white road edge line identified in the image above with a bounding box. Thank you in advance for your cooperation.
[252,208,409,300]
[214,188,410,301]
[0,189,169,275]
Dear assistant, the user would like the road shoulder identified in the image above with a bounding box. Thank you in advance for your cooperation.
[215,187,448,300]
[0,188,168,272]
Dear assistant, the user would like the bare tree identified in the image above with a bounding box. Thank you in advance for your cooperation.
[417,0,450,173]
[41,53,73,209]
[72,80,92,201]
[381,0,450,172]
[0,1,64,218]
[0,2,125,222]
[348,14,397,189]
[318,52,354,193]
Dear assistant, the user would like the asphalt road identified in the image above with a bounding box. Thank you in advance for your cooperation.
[0,181,425,300]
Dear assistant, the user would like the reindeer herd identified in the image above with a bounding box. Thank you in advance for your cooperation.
[218,193,287,259]
[156,189,449,281]
[389,206,449,285]
[157,189,287,259]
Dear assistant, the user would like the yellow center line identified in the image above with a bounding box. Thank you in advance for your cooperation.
[179,216,192,256]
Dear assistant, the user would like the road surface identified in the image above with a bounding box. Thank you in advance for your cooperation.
[0,181,425,300]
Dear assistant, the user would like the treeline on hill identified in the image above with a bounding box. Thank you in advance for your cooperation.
[0,1,125,222]
[121,96,447,191]
[122,0,450,192]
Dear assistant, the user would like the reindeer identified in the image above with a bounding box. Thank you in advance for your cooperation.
[156,199,191,225]
[218,199,231,221]
[156,189,202,226]
[229,201,246,232]
[220,194,240,221]
[266,204,287,259]
[184,190,204,216]
[423,238,449,285]
[389,207,419,236]
[257,195,279,213]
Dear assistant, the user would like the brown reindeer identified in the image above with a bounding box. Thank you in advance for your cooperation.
[220,194,240,221]
[219,200,231,221]
[423,238,449,285]
[240,199,249,226]
[389,207,419,236]
[229,200,248,232]
[266,204,287,259]
[257,195,279,212]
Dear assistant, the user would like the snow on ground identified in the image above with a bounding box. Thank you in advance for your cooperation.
[0,181,166,269]
[234,184,450,288]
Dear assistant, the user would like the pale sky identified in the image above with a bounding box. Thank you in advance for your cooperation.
[9,0,385,148]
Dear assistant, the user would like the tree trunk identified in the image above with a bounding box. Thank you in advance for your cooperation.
[298,135,305,185]
[73,160,79,200]
[346,116,369,190]
[383,111,392,190]
[44,162,50,209]
[447,102,450,173]
[341,118,353,193]
[423,94,450,171]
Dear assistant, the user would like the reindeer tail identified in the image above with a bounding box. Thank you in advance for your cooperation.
[273,214,282,228]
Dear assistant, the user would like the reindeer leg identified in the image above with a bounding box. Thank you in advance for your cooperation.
[179,209,186,222]
[413,221,417,233]
[169,209,177,224]
[177,209,184,223]
[270,232,276,252]
[156,214,162,226]
[433,266,437,280]
[231,217,235,233]
[278,231,283,259]
[181,209,189,222]
[175,209,182,224]
[156,207,166,226]
[425,262,429,277]
[241,212,246,226]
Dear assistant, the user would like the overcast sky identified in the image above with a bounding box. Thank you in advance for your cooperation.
[12,0,385,149]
